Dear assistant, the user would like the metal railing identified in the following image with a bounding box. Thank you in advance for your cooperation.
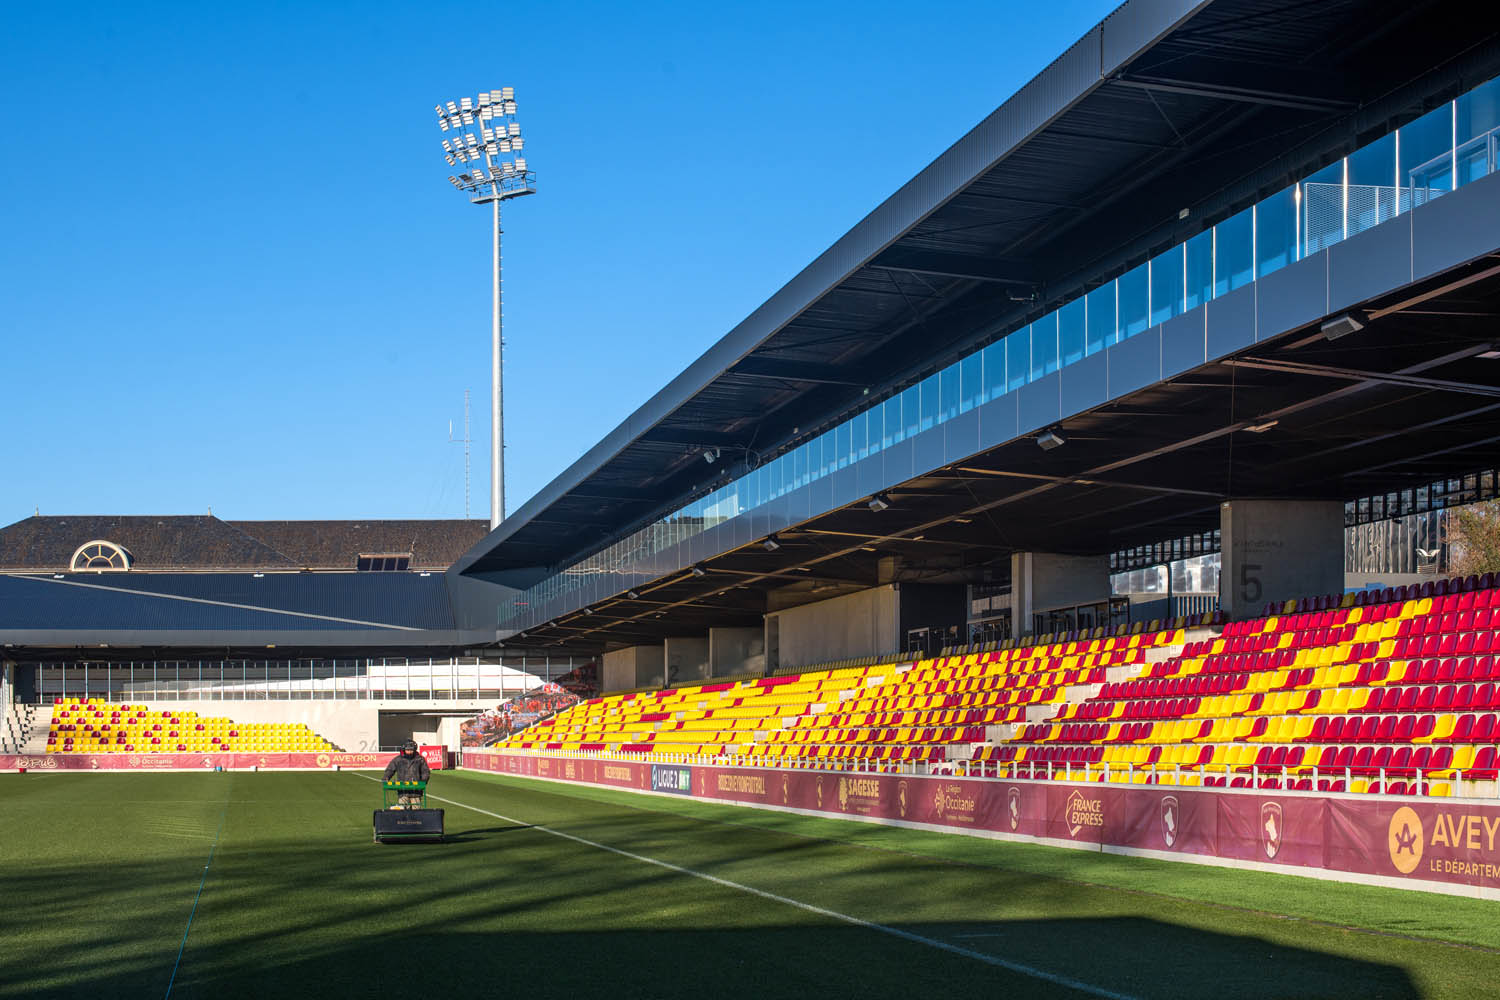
[461,746,1493,798]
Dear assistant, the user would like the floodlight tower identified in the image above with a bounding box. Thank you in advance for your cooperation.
[435,87,536,529]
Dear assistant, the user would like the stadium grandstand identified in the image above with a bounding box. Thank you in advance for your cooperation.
[434,0,1500,896]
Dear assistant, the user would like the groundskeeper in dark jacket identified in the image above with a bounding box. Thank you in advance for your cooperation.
[383,740,431,783]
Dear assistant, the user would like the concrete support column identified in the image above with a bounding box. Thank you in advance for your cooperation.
[601,645,664,692]
[663,636,710,686]
[709,627,764,678]
[765,585,901,671]
[1219,500,1344,620]
[1010,552,1111,636]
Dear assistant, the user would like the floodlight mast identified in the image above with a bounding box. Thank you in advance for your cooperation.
[435,86,536,529]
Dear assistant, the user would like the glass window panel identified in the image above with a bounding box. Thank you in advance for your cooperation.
[1006,328,1028,391]
[1214,206,1254,296]
[1118,262,1149,339]
[795,443,809,488]
[1184,229,1212,311]
[883,397,900,448]
[959,352,982,412]
[851,410,869,461]
[1255,188,1297,278]
[1058,297,1085,366]
[1347,132,1397,235]
[1150,244,1183,325]
[1300,160,1344,254]
[1029,313,1058,381]
[1457,78,1500,187]
[918,374,938,432]
[1401,102,1454,208]
[939,362,959,422]
[901,384,921,439]
[1086,283,1115,354]
[982,341,1006,400]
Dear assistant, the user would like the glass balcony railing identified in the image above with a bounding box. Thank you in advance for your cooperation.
[501,76,1500,629]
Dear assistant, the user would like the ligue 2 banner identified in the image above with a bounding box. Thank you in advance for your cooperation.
[461,750,1500,895]
[1,752,391,771]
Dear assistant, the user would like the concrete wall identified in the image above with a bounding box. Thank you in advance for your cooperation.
[164,699,379,755]
[1220,500,1345,620]
[664,637,710,685]
[709,627,765,678]
[767,585,900,670]
[601,645,664,692]
[1011,552,1111,634]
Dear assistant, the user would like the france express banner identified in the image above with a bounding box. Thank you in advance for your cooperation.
[1044,784,1109,844]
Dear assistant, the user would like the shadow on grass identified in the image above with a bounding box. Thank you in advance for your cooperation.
[0,832,1427,1000]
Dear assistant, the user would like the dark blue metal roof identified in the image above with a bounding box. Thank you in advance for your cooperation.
[0,572,454,633]
[457,0,1494,580]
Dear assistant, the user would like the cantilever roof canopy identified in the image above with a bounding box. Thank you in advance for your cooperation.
[458,0,1500,579]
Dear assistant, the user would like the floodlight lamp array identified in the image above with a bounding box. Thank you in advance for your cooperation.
[434,87,531,196]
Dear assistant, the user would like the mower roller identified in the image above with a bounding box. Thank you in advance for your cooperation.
[373,780,445,843]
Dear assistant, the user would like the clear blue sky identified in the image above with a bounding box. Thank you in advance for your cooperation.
[1,0,1117,526]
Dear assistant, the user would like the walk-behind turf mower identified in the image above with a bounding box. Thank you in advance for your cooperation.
[373,779,445,843]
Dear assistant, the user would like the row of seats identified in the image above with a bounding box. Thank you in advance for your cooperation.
[47,698,336,753]
[498,581,1500,797]
[504,630,1185,760]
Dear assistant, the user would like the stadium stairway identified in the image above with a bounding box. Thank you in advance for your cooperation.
[0,703,51,755]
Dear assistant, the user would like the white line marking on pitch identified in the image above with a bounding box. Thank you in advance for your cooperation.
[355,773,1136,1000]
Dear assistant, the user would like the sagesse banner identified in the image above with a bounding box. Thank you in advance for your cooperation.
[1,752,389,770]
[462,751,1500,895]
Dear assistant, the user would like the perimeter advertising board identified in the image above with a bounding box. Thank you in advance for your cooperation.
[460,751,1500,897]
[0,752,389,770]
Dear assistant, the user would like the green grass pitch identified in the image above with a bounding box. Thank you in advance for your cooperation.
[1,769,1497,999]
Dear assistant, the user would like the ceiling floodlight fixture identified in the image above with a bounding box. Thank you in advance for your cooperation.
[1244,419,1279,433]
[703,447,721,465]
[868,493,891,512]
[432,86,539,532]
[1478,345,1500,360]
[1321,311,1366,341]
[762,535,781,552]
[691,565,707,577]
[627,590,641,600]
[1036,429,1067,451]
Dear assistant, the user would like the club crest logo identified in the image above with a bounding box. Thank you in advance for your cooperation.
[316,753,331,768]
[815,775,824,809]
[1161,795,1179,848]
[781,773,790,805]
[1007,787,1021,831]
[1261,802,1283,859]
[1387,806,1424,875]
[837,776,850,811]
[898,779,909,818]
[933,784,947,819]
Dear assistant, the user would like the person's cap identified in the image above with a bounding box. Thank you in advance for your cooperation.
[402,739,418,751]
